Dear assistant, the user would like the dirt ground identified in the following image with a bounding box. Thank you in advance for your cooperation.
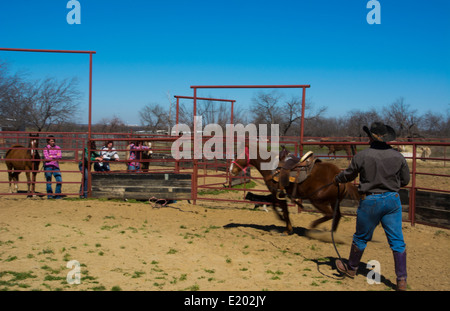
[0,195,449,291]
[0,161,449,291]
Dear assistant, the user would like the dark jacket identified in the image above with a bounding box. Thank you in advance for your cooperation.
[335,141,410,194]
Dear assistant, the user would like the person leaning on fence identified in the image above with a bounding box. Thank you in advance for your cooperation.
[127,140,149,171]
[78,141,103,198]
[100,140,119,172]
[333,122,410,291]
[43,135,63,199]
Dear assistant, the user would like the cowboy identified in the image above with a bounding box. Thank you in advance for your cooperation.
[333,122,410,291]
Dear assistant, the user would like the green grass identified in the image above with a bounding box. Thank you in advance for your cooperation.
[198,181,257,195]
[0,271,37,288]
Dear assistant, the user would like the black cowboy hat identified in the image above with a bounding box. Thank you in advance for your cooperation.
[363,122,396,142]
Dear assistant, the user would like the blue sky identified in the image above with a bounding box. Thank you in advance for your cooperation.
[0,0,449,125]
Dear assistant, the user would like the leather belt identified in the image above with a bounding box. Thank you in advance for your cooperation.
[361,192,385,200]
[365,192,385,196]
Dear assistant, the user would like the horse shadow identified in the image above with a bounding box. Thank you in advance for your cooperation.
[223,222,396,290]
[223,222,308,237]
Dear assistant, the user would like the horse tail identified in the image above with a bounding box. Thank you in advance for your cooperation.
[342,182,360,202]
[351,144,356,156]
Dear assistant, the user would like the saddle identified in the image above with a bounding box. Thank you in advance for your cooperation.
[272,150,319,185]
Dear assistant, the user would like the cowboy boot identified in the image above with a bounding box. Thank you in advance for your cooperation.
[336,243,364,278]
[393,250,407,291]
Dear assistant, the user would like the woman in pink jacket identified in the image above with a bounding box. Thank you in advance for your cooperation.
[43,135,62,199]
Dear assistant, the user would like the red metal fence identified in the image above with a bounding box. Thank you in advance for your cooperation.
[0,132,449,228]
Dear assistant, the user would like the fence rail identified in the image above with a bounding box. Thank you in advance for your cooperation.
[0,131,449,228]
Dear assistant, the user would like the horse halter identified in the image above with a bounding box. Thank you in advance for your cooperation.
[231,146,250,174]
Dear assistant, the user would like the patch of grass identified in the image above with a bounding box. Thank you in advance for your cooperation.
[435,230,449,237]
[186,284,200,291]
[171,273,188,284]
[100,225,119,231]
[0,240,14,246]
[203,225,221,233]
[131,271,145,278]
[44,274,65,281]
[41,265,62,274]
[41,248,54,255]
[0,271,37,288]
[126,227,138,233]
[5,255,18,262]
[91,285,106,291]
[310,244,320,251]
[266,269,284,280]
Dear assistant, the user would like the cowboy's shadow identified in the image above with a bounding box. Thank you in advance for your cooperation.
[224,223,397,290]
[312,256,396,290]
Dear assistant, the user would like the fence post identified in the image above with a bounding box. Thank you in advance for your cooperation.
[409,143,417,226]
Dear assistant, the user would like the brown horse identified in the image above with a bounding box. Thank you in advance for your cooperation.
[5,134,41,195]
[319,138,356,160]
[230,145,359,234]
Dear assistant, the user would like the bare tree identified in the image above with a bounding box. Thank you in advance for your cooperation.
[344,108,381,137]
[421,111,442,134]
[198,99,232,127]
[251,91,283,125]
[0,62,81,132]
[383,97,422,138]
[25,77,81,132]
[250,91,326,136]
[0,63,30,130]
[94,115,127,133]
[139,103,170,132]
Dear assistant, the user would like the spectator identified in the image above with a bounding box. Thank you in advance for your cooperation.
[100,140,119,172]
[43,135,62,199]
[79,141,103,198]
[127,140,149,171]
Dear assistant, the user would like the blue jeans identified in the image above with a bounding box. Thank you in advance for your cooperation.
[44,166,62,199]
[353,192,406,253]
[128,164,140,171]
[79,162,88,198]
